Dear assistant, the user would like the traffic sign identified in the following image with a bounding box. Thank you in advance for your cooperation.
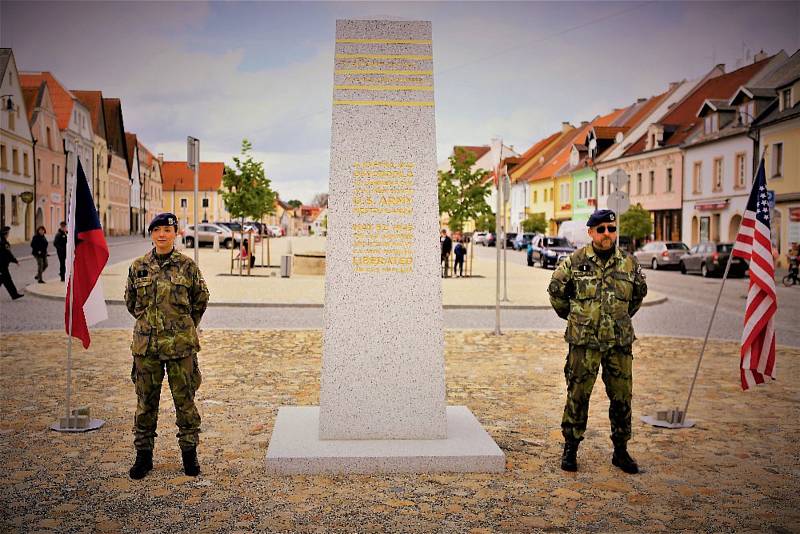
[607,189,630,215]
[608,168,629,189]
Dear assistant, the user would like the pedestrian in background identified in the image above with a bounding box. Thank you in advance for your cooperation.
[548,209,647,475]
[440,229,452,278]
[54,221,68,282]
[453,233,466,277]
[125,212,209,480]
[31,226,48,284]
[0,226,23,300]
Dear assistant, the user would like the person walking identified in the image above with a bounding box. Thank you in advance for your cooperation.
[31,226,49,283]
[440,229,452,278]
[125,212,209,480]
[547,210,647,474]
[53,221,68,282]
[453,234,466,277]
[0,226,23,299]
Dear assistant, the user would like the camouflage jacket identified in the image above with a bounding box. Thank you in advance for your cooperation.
[125,249,209,360]
[548,245,647,349]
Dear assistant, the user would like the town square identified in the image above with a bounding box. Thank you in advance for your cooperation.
[1,1,799,533]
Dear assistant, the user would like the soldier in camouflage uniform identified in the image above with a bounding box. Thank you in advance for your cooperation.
[548,210,646,474]
[125,213,209,479]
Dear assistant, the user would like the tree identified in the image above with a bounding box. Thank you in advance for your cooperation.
[474,212,496,232]
[220,139,277,272]
[521,213,547,234]
[438,147,492,232]
[287,199,303,209]
[311,192,329,208]
[619,203,652,249]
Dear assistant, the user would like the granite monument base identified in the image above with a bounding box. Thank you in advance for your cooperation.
[265,406,505,474]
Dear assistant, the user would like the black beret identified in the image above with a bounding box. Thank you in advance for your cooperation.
[148,212,178,233]
[586,209,617,227]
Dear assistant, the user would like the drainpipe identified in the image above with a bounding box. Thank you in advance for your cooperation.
[31,138,38,227]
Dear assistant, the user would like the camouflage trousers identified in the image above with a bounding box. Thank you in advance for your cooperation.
[131,353,202,451]
[561,344,632,446]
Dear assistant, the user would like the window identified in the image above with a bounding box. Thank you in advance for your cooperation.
[37,158,41,182]
[666,168,673,192]
[713,157,723,191]
[560,183,569,203]
[771,143,783,177]
[780,88,792,111]
[180,198,188,208]
[8,109,15,130]
[600,175,605,196]
[533,190,538,204]
[550,187,553,201]
[46,127,52,149]
[735,153,747,188]
[704,113,718,134]
[12,148,19,174]
[649,170,655,194]
[543,188,548,202]
[693,161,702,193]
[23,153,29,176]
[202,198,209,208]
[636,173,642,195]
[0,193,4,227]
[739,101,755,125]
[0,144,6,169]
[11,195,18,225]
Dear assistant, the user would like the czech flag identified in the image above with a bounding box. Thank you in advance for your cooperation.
[65,159,108,349]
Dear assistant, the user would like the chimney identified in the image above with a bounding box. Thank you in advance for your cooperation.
[637,97,647,103]
[157,153,164,165]
[716,63,726,74]
[669,81,680,91]
[580,121,589,126]
[562,121,572,133]
[753,49,768,62]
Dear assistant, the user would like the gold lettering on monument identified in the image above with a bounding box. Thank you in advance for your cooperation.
[351,161,416,274]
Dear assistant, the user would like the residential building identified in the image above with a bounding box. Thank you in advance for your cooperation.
[507,131,561,232]
[71,90,109,232]
[142,148,164,229]
[1,49,35,243]
[125,132,141,234]
[161,161,227,228]
[754,49,800,267]
[21,79,66,235]
[683,51,794,247]
[19,71,94,214]
[102,98,130,235]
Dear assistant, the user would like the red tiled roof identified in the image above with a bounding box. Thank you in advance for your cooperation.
[125,132,138,174]
[102,98,127,158]
[71,90,105,140]
[525,126,590,182]
[21,84,39,123]
[591,126,628,140]
[161,161,225,192]
[19,72,74,131]
[624,58,772,155]
[137,140,155,167]
[621,90,672,129]
[512,131,563,172]
[453,145,491,163]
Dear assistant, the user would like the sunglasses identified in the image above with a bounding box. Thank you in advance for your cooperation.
[595,225,617,234]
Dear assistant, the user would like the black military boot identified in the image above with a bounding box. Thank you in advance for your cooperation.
[560,440,579,472]
[182,448,200,476]
[612,445,639,474]
[129,449,153,480]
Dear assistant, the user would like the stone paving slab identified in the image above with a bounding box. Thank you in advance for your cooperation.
[0,329,797,532]
[24,237,666,309]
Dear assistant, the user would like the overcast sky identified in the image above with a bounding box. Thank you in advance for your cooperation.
[3,1,799,203]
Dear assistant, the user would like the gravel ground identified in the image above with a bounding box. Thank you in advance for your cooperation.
[0,329,798,533]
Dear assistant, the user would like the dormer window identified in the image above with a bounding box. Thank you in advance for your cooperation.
[704,113,718,134]
[739,101,755,125]
[779,88,793,111]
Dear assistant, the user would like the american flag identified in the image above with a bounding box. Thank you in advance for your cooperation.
[732,158,777,390]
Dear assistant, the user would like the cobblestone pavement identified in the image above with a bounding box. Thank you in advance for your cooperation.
[1,330,797,533]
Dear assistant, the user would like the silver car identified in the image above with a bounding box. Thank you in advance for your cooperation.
[635,241,689,270]
[183,223,240,249]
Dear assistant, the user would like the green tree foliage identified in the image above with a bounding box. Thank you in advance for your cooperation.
[619,203,652,245]
[474,212,496,232]
[438,147,492,232]
[287,199,303,209]
[220,139,277,223]
[521,213,547,234]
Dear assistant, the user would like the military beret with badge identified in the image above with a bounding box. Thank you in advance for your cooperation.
[148,212,179,233]
[586,209,616,227]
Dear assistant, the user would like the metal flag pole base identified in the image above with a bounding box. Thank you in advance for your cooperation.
[641,408,695,429]
[50,406,105,433]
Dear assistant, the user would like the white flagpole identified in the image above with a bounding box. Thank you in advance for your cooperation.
[64,152,78,427]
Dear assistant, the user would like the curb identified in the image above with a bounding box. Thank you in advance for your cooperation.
[22,283,668,309]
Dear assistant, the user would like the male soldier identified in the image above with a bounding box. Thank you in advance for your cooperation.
[54,222,68,282]
[0,226,24,299]
[548,209,647,474]
[125,213,209,479]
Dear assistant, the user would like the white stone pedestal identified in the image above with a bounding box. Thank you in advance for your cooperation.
[265,406,505,475]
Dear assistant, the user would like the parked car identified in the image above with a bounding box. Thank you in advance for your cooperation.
[183,223,240,249]
[635,241,689,270]
[504,232,517,249]
[267,225,283,237]
[473,231,489,246]
[215,221,243,234]
[513,232,536,251]
[527,235,576,268]
[679,242,747,277]
[485,232,496,247]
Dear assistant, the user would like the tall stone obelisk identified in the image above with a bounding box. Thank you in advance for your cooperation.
[265,19,504,474]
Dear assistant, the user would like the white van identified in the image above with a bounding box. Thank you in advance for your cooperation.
[558,220,591,248]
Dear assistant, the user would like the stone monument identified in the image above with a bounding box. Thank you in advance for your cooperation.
[265,19,504,474]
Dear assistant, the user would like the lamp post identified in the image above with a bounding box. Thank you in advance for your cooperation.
[491,137,503,335]
[187,137,200,266]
